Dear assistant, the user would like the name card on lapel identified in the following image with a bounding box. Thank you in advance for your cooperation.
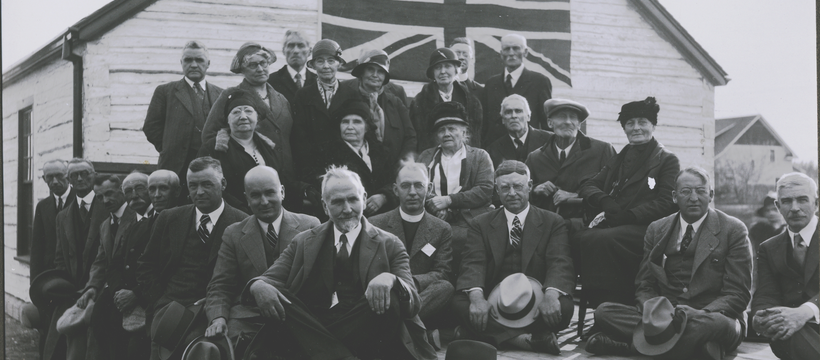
[421,244,436,257]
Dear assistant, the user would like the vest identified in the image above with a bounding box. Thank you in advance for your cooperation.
[186,83,212,155]
[495,239,523,288]
[108,216,154,291]
[164,225,214,305]
[71,202,94,287]
[333,232,364,314]
[662,222,700,304]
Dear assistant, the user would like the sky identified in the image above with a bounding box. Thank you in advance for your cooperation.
[2,0,817,163]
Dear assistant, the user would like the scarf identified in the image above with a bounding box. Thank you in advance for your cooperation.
[358,81,386,142]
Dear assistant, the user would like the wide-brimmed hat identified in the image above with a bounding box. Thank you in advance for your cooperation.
[307,39,345,68]
[151,300,205,360]
[487,273,544,328]
[543,98,590,121]
[230,42,276,74]
[181,334,235,360]
[617,96,659,126]
[351,49,390,84]
[633,296,688,356]
[122,305,147,333]
[426,48,462,80]
[20,303,40,329]
[755,192,778,217]
[56,299,95,335]
[445,340,497,360]
[430,101,469,131]
[30,269,79,309]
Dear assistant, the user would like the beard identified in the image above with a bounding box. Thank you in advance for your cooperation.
[334,215,361,233]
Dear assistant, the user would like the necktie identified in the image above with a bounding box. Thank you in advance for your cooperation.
[559,150,566,164]
[337,234,350,263]
[111,215,119,236]
[266,223,279,250]
[194,82,205,101]
[510,216,523,250]
[295,73,303,89]
[793,234,807,268]
[198,214,211,244]
[680,224,694,253]
[79,200,89,222]
[514,138,526,160]
[57,196,63,212]
[505,74,514,93]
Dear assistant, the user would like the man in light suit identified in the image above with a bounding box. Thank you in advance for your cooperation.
[480,34,552,145]
[589,167,750,359]
[241,165,436,360]
[203,166,320,345]
[454,160,574,354]
[369,162,455,342]
[486,95,553,168]
[136,157,247,360]
[753,172,820,360]
[267,30,316,104]
[143,40,223,204]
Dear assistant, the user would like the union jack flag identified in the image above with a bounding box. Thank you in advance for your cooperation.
[322,0,572,86]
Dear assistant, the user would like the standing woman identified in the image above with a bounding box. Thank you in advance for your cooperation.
[411,48,483,152]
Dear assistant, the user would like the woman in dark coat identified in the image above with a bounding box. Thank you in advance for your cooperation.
[411,48,483,152]
[573,97,680,307]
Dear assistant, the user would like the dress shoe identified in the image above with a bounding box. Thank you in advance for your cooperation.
[701,341,724,360]
[528,331,561,355]
[585,332,633,356]
[427,329,441,350]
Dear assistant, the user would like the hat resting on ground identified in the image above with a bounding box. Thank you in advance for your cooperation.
[487,273,544,328]
[56,299,95,336]
[30,269,79,309]
[617,96,659,126]
[351,49,391,84]
[543,98,590,121]
[426,48,462,80]
[152,300,205,360]
[307,39,345,68]
[445,339,497,360]
[633,296,688,356]
[122,304,147,333]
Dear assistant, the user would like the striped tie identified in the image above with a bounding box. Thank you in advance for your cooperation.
[680,224,694,253]
[198,214,211,243]
[266,223,278,250]
[510,216,523,250]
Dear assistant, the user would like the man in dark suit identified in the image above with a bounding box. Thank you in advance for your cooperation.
[241,165,436,360]
[370,162,454,343]
[30,159,75,357]
[526,99,616,230]
[588,167,750,359]
[753,172,820,360]
[450,37,484,95]
[486,94,553,168]
[267,30,316,104]
[143,40,224,204]
[136,157,247,360]
[204,166,319,345]
[454,160,574,354]
[480,34,552,145]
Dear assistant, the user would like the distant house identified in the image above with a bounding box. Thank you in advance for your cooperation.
[714,115,795,204]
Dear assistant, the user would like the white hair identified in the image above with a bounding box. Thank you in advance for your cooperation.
[500,94,531,116]
[777,172,818,198]
[321,165,366,200]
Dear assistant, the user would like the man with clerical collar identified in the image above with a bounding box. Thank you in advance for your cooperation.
[241,165,436,360]
[267,30,317,104]
[589,167,751,359]
[486,94,553,168]
[202,166,319,349]
[370,161,455,348]
[753,172,820,359]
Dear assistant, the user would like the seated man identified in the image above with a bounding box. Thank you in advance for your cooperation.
[240,165,436,360]
[589,167,750,359]
[453,160,574,354]
[203,166,319,344]
[370,161,455,344]
[486,95,553,168]
[752,172,819,360]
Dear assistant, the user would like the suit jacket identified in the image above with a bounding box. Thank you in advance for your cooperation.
[578,139,679,225]
[206,211,320,322]
[241,219,436,360]
[526,132,616,217]
[458,206,574,294]
[487,127,554,168]
[135,203,247,309]
[480,68,552,145]
[54,194,109,288]
[143,78,223,175]
[369,209,453,289]
[752,224,819,315]
[84,206,137,292]
[410,81,483,151]
[636,209,752,320]
[417,145,493,223]
[267,65,317,104]
[30,189,76,283]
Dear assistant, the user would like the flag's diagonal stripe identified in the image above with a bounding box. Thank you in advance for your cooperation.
[471,31,571,76]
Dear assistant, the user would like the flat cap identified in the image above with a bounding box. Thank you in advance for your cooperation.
[543,98,589,121]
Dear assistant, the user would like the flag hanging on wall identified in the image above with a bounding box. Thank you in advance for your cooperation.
[322,0,572,86]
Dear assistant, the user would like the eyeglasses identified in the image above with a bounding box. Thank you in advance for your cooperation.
[399,183,426,191]
[44,173,66,182]
[68,170,93,180]
[498,184,527,193]
[678,188,710,197]
[244,61,269,69]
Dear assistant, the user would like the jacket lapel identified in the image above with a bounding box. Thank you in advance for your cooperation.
[410,214,433,258]
[559,134,587,171]
[649,215,677,284]
[622,144,664,189]
[770,233,798,277]
[692,210,721,276]
[112,207,136,256]
[170,206,196,262]
[520,209,543,272]
[239,81,282,133]
[358,220,380,287]
[279,211,302,252]
[513,69,532,92]
[302,223,333,292]
[206,82,221,104]
[488,210,507,270]
[804,230,819,283]
[239,216,269,275]
[174,79,196,116]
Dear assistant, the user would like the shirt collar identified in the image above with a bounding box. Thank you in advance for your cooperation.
[679,211,709,238]
[55,187,71,203]
[77,190,95,207]
[112,202,128,219]
[287,65,306,81]
[136,204,154,222]
[195,200,225,226]
[456,72,469,82]
[399,208,424,223]
[345,140,369,155]
[504,65,525,86]
[334,220,363,248]
[504,205,530,230]
[555,138,576,156]
[510,128,529,146]
[789,216,818,248]
[184,77,207,89]
[257,211,284,235]
[442,145,467,160]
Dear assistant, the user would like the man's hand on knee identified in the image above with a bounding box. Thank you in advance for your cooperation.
[366,272,396,315]
[250,281,290,321]
[537,289,562,328]
[468,289,491,331]
[765,306,814,341]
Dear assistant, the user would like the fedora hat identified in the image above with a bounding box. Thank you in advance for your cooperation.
[445,340,497,360]
[633,296,687,356]
[426,48,462,80]
[487,273,544,328]
[30,269,79,309]
[122,304,147,333]
[351,49,390,84]
[182,334,235,360]
[20,303,40,329]
[56,299,95,336]
[543,98,590,121]
[152,300,205,360]
[307,39,346,68]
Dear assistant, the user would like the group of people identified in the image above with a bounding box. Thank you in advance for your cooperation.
[26,29,817,360]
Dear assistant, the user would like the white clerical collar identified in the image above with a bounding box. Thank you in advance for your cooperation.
[136,204,154,222]
[257,210,284,236]
[510,129,529,147]
[504,205,530,230]
[112,201,127,220]
[399,208,424,223]
[195,200,225,227]
[334,221,363,248]
[789,216,818,248]
[77,190,95,207]
[287,65,307,82]
[504,65,525,87]
[184,77,207,89]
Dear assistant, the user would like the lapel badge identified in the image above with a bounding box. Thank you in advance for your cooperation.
[648,177,656,190]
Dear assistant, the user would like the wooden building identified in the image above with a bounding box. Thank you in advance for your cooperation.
[2,0,727,319]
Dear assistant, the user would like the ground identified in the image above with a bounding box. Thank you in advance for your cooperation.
[5,315,40,360]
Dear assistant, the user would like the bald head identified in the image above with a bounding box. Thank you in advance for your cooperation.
[148,170,180,212]
[245,166,284,223]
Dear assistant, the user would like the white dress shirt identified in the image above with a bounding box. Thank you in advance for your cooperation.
[111,202,127,224]
[433,146,466,196]
[257,210,284,236]
[504,65,525,88]
[184,76,208,90]
[76,190,96,211]
[333,221,363,255]
[136,204,154,222]
[287,65,307,86]
[787,216,819,322]
[195,201,225,233]
[54,188,71,207]
[510,129,529,149]
[674,212,708,251]
[555,138,576,157]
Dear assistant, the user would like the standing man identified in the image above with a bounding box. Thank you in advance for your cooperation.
[136,157,247,360]
[480,34,552,145]
[30,159,75,358]
[589,167,750,359]
[486,95,553,168]
[450,37,483,94]
[144,40,223,204]
[370,162,455,346]
[241,165,436,360]
[204,166,319,345]
[753,172,820,359]
[268,30,316,104]
[454,160,574,354]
